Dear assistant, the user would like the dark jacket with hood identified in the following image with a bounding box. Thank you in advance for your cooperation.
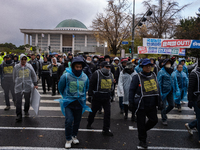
[57,61,69,80]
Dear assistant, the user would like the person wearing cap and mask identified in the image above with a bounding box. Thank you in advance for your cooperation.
[185,59,200,143]
[93,55,99,69]
[87,61,114,136]
[41,57,51,94]
[157,59,174,126]
[48,57,61,96]
[129,58,162,149]
[13,54,38,122]
[150,58,159,75]
[58,56,91,149]
[0,55,16,111]
[28,54,39,76]
[86,56,96,73]
[117,61,137,120]
[171,64,188,112]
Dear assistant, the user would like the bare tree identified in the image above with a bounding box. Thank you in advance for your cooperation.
[91,0,132,55]
[142,0,190,38]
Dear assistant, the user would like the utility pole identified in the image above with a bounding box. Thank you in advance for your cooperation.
[131,0,135,58]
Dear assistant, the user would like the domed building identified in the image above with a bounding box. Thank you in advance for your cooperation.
[20,19,107,54]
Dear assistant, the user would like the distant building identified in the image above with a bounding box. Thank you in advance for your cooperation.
[20,19,108,54]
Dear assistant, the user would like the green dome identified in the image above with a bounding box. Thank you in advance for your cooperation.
[56,19,87,29]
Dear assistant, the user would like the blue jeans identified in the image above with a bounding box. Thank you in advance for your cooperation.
[65,107,82,141]
[189,101,200,140]
[161,91,174,121]
[119,97,124,110]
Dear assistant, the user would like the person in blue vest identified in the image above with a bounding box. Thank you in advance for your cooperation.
[171,64,188,112]
[129,58,162,149]
[157,59,174,126]
[58,56,91,149]
[135,59,143,73]
[177,58,188,77]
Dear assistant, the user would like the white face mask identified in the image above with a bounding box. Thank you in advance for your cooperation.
[165,64,171,68]
[94,58,98,61]
[86,60,91,63]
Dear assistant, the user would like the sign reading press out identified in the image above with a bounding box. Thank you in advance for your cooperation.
[143,38,200,49]
[138,46,185,56]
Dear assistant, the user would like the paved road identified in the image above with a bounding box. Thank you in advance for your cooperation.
[0,82,200,150]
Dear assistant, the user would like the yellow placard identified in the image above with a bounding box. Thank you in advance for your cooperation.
[144,79,158,92]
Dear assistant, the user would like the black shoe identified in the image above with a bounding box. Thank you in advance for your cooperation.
[102,131,113,136]
[131,116,137,122]
[124,115,128,120]
[4,106,10,111]
[139,141,148,149]
[52,93,56,96]
[86,124,93,129]
[48,87,50,91]
[24,112,29,117]
[16,115,22,122]
[120,109,124,114]
[98,111,102,114]
[43,91,46,94]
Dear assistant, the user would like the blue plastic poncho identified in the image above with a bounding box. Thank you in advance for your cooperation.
[135,59,143,73]
[177,58,188,77]
[157,67,173,101]
[55,68,92,116]
[171,70,188,104]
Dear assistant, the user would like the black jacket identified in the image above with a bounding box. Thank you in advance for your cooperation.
[129,71,162,109]
[188,67,200,102]
[87,62,96,73]
[57,64,68,80]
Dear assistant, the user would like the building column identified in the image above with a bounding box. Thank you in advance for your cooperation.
[24,34,26,45]
[28,35,30,45]
[97,41,99,47]
[85,35,87,47]
[35,34,38,46]
[72,35,75,54]
[60,34,62,53]
[48,34,50,46]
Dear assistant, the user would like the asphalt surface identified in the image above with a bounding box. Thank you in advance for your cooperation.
[0,81,200,150]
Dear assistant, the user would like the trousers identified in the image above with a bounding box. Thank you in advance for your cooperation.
[42,74,50,92]
[2,80,16,106]
[16,92,31,116]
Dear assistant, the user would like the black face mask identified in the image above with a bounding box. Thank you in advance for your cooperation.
[6,59,12,64]
[72,68,82,77]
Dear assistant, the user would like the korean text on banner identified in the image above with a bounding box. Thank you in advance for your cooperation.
[138,46,148,54]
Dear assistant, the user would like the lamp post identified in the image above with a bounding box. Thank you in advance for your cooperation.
[131,0,135,58]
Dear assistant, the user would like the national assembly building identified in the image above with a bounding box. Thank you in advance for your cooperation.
[20,19,108,54]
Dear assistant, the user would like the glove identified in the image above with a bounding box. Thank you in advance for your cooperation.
[88,96,92,103]
[188,101,194,109]
[128,103,134,112]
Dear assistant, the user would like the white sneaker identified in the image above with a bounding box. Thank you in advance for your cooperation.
[65,140,72,149]
[185,123,193,135]
[72,136,79,144]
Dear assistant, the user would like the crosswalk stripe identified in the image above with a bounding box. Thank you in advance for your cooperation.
[129,126,197,132]
[0,146,110,150]
[137,146,200,150]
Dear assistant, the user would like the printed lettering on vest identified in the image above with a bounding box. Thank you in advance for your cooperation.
[3,66,13,74]
[144,79,158,92]
[42,65,48,70]
[101,79,112,90]
[69,81,84,93]
[19,69,30,78]
[52,66,58,72]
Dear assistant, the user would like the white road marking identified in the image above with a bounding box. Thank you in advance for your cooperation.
[0,146,110,150]
[129,126,197,132]
[137,146,200,150]
[0,126,102,132]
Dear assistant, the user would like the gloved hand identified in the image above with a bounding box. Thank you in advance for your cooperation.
[128,103,134,112]
[188,101,194,109]
[88,96,92,103]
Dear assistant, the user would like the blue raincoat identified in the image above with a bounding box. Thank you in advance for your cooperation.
[176,58,188,77]
[171,70,188,104]
[135,59,143,73]
[55,68,92,116]
[157,67,173,101]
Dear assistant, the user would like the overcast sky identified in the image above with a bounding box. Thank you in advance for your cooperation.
[0,0,199,47]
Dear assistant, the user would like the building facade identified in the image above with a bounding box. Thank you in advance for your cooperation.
[20,19,108,54]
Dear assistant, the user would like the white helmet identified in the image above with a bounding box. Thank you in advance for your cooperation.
[113,57,119,61]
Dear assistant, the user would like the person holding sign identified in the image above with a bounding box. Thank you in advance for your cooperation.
[13,54,38,122]
[129,58,162,149]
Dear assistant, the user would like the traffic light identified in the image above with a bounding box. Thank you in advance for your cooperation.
[48,46,51,52]
[129,46,132,53]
